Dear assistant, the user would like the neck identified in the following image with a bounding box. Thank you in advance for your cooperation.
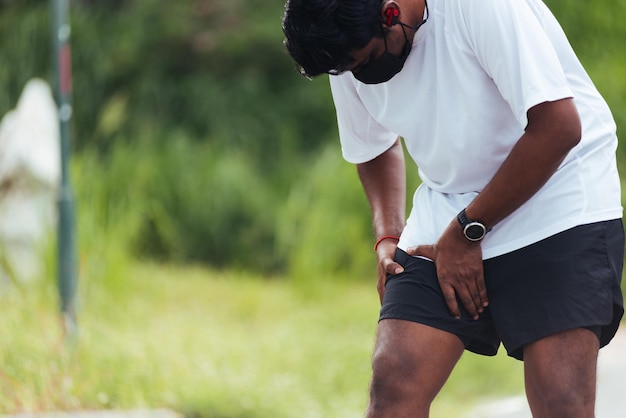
[402,0,429,31]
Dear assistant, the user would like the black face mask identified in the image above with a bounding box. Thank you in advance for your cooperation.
[352,1,429,85]
[352,28,412,85]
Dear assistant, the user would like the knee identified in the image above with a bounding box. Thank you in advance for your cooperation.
[528,380,595,418]
[368,357,411,415]
[368,347,432,412]
[540,390,595,418]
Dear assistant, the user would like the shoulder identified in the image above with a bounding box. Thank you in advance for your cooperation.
[437,0,547,30]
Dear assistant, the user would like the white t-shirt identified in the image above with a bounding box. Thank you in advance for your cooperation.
[329,0,622,259]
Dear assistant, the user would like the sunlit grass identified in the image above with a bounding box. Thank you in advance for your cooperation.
[1,262,525,417]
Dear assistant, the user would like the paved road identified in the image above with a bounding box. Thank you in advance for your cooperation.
[465,328,626,418]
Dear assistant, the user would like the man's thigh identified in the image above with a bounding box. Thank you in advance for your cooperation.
[381,249,501,356]
[523,327,599,418]
[370,319,465,408]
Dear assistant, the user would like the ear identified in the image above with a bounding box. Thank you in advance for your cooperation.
[381,1,401,27]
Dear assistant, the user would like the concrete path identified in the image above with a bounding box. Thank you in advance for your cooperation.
[464,329,626,418]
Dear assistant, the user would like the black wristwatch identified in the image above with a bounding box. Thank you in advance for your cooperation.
[456,209,489,242]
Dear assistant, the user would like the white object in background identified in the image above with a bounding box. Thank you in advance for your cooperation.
[0,78,60,285]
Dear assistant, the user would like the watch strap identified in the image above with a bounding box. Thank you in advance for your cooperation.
[456,208,490,241]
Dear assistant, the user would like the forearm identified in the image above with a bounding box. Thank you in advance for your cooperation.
[357,138,407,239]
[465,99,582,228]
[407,99,582,319]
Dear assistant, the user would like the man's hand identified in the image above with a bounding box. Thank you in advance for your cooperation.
[375,239,404,304]
[401,99,579,320]
[406,220,488,320]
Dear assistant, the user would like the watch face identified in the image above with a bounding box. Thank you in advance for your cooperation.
[465,223,486,241]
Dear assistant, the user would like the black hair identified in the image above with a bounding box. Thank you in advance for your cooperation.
[282,0,384,77]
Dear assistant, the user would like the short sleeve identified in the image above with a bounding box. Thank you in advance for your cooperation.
[329,74,398,164]
[459,0,573,127]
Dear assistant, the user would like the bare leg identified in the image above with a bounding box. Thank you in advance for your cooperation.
[523,328,599,418]
[365,319,465,418]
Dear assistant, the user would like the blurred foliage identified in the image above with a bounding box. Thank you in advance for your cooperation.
[1,0,336,157]
[545,0,626,159]
[0,0,625,278]
[277,144,375,283]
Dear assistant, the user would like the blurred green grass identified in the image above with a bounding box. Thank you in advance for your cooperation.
[0,261,525,417]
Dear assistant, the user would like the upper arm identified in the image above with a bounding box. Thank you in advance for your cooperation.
[526,98,581,150]
[357,138,405,200]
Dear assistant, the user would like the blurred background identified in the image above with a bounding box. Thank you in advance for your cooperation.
[0,0,624,416]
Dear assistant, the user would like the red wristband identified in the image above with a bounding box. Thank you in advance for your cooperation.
[373,235,400,252]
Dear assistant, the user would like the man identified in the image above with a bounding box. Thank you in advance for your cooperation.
[282,0,624,416]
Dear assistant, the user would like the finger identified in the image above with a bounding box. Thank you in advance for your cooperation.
[377,266,386,305]
[384,261,404,275]
[377,277,387,305]
[405,244,435,260]
[462,284,482,320]
[467,263,488,310]
[377,260,403,305]
[441,285,461,319]
[476,275,489,308]
[461,271,484,317]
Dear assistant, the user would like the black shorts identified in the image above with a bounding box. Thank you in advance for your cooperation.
[380,219,625,360]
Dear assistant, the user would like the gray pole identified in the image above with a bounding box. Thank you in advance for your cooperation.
[52,0,78,337]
